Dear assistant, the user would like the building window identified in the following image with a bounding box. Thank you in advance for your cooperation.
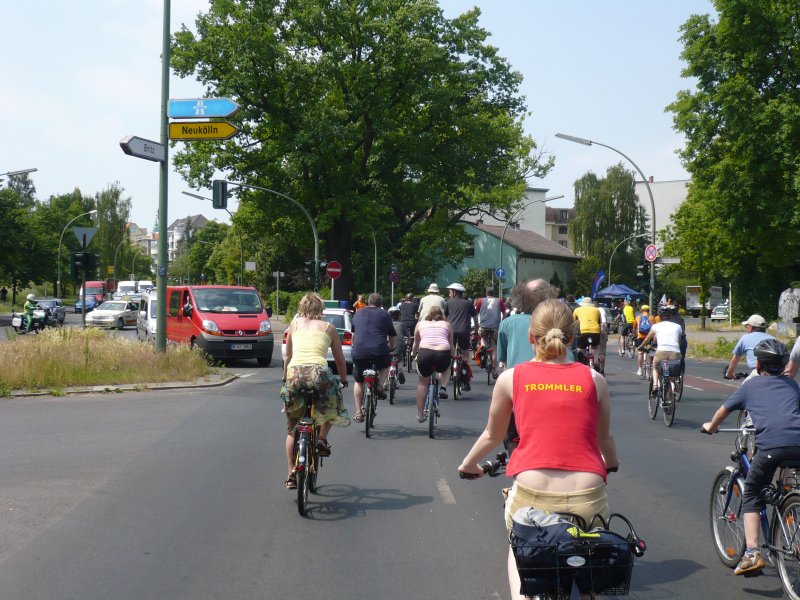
[558,226,568,235]
[559,210,568,221]
[559,240,568,247]
[464,241,474,258]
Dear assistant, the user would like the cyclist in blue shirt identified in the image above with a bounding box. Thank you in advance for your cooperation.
[725,314,775,380]
[703,339,800,575]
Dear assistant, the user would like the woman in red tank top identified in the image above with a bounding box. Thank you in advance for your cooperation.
[459,299,619,600]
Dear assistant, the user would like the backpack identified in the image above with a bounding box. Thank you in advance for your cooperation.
[638,314,651,333]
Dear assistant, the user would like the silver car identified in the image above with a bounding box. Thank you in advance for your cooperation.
[281,308,353,373]
[34,298,66,325]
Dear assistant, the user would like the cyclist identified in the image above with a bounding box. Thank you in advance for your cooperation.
[445,282,476,392]
[640,305,683,394]
[702,339,800,575]
[634,305,658,376]
[572,296,601,369]
[397,292,419,365]
[617,298,636,355]
[725,314,775,381]
[388,307,405,385]
[475,286,506,379]
[412,305,453,422]
[351,293,397,422]
[417,282,446,323]
[670,305,687,376]
[281,293,350,489]
[459,299,618,599]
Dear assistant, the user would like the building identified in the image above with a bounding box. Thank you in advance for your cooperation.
[476,187,549,236]
[167,214,209,261]
[544,206,576,252]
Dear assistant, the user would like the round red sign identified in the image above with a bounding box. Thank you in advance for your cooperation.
[326,260,342,280]
[644,244,658,263]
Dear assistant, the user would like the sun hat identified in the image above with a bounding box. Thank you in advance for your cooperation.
[447,283,465,292]
[427,283,440,293]
[743,314,766,328]
[580,297,593,305]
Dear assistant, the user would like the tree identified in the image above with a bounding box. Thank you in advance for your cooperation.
[93,183,132,279]
[170,0,551,298]
[667,2,800,315]
[569,164,649,292]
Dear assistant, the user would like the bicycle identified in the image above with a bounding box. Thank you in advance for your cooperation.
[292,387,322,517]
[577,336,597,371]
[647,358,681,427]
[387,353,403,405]
[725,370,753,456]
[704,423,800,599]
[404,335,415,373]
[423,369,441,438]
[624,330,636,359]
[452,343,469,400]
[362,367,379,438]
[639,344,654,381]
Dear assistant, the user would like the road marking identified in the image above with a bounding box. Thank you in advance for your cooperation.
[694,376,737,388]
[685,385,703,391]
[437,478,456,504]
[239,373,255,379]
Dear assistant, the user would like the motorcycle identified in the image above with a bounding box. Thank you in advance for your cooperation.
[11,307,55,334]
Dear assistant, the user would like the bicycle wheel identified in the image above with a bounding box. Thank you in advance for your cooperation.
[648,379,659,420]
[452,359,460,400]
[364,387,373,438]
[486,354,493,386]
[296,435,310,517]
[625,335,635,359]
[773,494,800,599]
[308,432,319,494]
[736,410,756,458]
[389,375,396,404]
[427,385,436,439]
[709,469,746,568]
[675,373,684,402]
[662,379,675,427]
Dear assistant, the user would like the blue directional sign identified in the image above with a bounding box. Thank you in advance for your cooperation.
[495,267,506,278]
[168,98,239,119]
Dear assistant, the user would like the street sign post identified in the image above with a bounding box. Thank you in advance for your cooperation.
[272,271,285,315]
[168,98,240,119]
[119,135,166,162]
[169,121,238,141]
[644,244,658,263]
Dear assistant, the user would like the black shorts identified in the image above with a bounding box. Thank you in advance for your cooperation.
[744,446,800,512]
[576,333,600,349]
[417,348,451,377]
[353,354,391,382]
[620,323,633,336]
[453,330,471,352]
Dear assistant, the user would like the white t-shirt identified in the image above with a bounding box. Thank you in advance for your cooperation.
[650,320,683,353]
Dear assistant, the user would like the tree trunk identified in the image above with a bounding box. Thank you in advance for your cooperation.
[323,220,354,302]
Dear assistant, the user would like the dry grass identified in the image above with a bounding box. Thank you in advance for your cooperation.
[0,328,214,394]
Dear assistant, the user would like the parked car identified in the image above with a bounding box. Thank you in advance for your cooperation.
[74,297,98,313]
[35,298,66,325]
[86,300,140,329]
[281,308,353,374]
[710,304,730,322]
[136,290,158,342]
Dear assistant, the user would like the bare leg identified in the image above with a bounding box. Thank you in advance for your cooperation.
[285,432,295,477]
[439,367,451,389]
[353,382,364,415]
[318,421,333,440]
[744,511,760,549]
[507,547,526,600]
[416,375,429,418]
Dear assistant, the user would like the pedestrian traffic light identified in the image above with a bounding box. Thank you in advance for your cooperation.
[212,179,228,209]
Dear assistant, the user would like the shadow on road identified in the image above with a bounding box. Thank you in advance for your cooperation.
[363,424,483,441]
[302,484,434,521]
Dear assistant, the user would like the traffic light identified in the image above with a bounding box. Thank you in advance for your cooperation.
[212,179,228,209]
[71,252,84,279]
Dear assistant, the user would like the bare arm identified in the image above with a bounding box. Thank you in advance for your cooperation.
[328,323,348,383]
[459,368,514,476]
[726,355,741,379]
[702,405,731,434]
[282,322,295,380]
[412,323,422,356]
[592,370,618,470]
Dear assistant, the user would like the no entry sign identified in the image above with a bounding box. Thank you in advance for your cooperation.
[326,261,342,280]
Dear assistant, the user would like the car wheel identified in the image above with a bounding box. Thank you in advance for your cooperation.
[116,318,124,330]
[257,355,272,367]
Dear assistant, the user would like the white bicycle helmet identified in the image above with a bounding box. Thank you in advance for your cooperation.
[447,283,466,293]
[26,293,35,300]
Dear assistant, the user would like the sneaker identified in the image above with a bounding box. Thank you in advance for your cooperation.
[618,349,624,356]
[462,381,471,392]
[636,368,642,376]
[735,550,765,575]
[398,372,405,385]
[439,386,448,399]
[418,412,427,423]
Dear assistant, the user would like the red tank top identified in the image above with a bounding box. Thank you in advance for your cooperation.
[506,361,606,481]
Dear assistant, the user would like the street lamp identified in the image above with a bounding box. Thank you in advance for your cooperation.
[113,238,127,284]
[0,167,37,184]
[57,209,98,298]
[608,233,648,285]
[498,195,563,299]
[555,133,657,308]
[182,191,244,285]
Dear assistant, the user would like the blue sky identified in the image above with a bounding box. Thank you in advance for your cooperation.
[0,0,714,229]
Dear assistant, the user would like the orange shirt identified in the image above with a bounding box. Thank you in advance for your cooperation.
[353,300,366,311]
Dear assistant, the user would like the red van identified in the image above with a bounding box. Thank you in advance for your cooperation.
[165,285,274,366]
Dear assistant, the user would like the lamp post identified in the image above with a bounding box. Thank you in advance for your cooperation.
[182,191,245,285]
[497,195,562,299]
[113,238,126,285]
[57,209,97,298]
[0,168,37,185]
[608,233,648,285]
[555,133,657,308]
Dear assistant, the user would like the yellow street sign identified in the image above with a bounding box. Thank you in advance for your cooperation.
[169,120,238,141]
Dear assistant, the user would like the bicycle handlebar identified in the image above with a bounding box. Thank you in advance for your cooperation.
[459,452,508,479]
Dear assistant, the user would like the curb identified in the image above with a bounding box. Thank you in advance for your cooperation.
[4,374,241,399]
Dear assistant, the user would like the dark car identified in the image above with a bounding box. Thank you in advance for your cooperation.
[35,298,66,324]
[75,297,98,314]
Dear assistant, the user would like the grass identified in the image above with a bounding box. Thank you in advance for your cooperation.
[0,327,215,392]
[688,336,737,360]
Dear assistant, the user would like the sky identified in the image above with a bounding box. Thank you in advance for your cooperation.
[1,0,715,230]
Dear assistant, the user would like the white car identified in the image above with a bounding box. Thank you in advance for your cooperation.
[281,308,353,373]
[86,300,140,330]
[710,305,730,322]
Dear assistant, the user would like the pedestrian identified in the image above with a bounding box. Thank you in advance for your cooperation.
[353,294,367,311]
[0,287,7,303]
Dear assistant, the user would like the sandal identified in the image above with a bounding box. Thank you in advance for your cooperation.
[439,386,448,400]
[285,471,297,489]
[353,411,365,423]
[316,437,332,457]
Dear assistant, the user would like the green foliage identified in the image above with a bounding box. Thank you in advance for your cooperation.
[266,290,293,316]
[689,336,736,361]
[463,267,491,300]
[667,3,800,315]
[170,0,552,298]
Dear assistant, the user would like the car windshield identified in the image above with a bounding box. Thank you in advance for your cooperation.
[37,300,56,308]
[193,289,263,313]
[85,287,104,295]
[322,313,345,329]
[98,302,127,311]
[118,285,136,293]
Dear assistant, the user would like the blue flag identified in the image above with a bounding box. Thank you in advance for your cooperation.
[590,270,606,300]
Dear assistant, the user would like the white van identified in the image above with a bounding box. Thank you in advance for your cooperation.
[136,290,158,342]
[115,280,138,300]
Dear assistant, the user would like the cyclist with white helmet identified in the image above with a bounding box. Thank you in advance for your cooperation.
[445,282,476,391]
[24,293,37,333]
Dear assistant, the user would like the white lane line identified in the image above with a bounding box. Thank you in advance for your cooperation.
[694,376,737,388]
[685,385,703,391]
[239,373,255,379]
[437,478,457,504]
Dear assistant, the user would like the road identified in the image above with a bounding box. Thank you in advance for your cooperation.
[0,344,791,599]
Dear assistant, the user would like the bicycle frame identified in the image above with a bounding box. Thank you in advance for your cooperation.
[424,370,440,438]
[293,390,320,517]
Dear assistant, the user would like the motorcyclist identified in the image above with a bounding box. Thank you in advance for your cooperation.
[24,293,37,333]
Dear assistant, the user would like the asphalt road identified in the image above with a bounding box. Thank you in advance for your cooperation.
[0,343,791,599]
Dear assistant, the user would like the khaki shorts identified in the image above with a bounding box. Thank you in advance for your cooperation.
[503,479,609,531]
[653,350,681,365]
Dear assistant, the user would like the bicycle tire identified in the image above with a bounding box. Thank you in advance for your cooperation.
[709,469,746,568]
[427,379,437,439]
[648,380,659,419]
[296,434,310,517]
[662,379,675,427]
[452,358,460,400]
[486,354,493,386]
[389,375,396,404]
[773,494,800,599]
[308,432,318,494]
[625,335,635,359]
[675,373,684,402]
[364,387,373,438]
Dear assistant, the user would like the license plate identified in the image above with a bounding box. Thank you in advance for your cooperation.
[11,317,21,327]
[231,343,252,350]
